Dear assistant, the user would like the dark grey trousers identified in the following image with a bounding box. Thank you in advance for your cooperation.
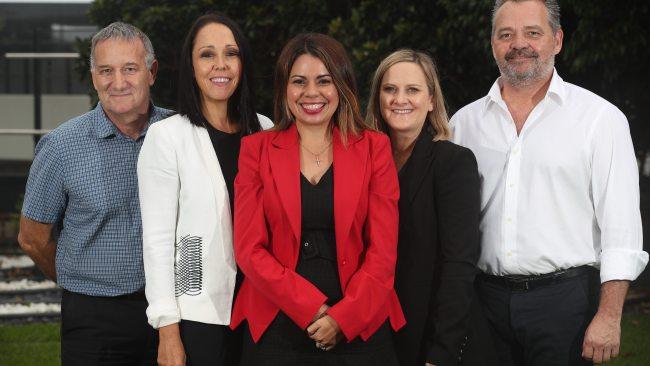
[476,271,599,366]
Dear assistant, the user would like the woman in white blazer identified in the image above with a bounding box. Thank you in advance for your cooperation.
[137,13,273,366]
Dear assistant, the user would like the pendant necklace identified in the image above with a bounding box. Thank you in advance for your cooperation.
[300,141,332,167]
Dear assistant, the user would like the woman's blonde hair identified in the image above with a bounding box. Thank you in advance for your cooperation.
[366,49,450,141]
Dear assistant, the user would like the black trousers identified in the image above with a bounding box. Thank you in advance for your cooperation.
[179,320,232,365]
[476,270,599,366]
[61,289,157,366]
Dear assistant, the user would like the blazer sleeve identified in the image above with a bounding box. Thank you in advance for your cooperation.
[327,134,400,341]
[234,136,328,330]
[426,146,481,366]
[137,123,181,329]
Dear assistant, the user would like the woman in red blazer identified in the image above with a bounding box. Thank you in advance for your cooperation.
[231,33,405,365]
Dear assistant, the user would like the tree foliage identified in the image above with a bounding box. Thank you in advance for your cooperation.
[79,0,648,149]
[78,0,356,114]
[559,1,650,149]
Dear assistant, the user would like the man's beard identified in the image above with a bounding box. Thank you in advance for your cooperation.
[496,47,555,87]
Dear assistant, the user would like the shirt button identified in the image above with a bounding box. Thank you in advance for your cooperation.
[304,242,309,247]
[507,252,512,257]
[506,217,512,223]
[508,183,515,188]
[342,260,347,265]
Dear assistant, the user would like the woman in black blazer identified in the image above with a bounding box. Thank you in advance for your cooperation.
[366,49,497,366]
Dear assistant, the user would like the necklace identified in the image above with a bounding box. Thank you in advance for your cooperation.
[300,141,332,167]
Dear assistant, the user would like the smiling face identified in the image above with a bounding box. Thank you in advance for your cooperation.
[491,0,563,87]
[91,38,155,120]
[286,54,339,128]
[192,22,241,109]
[379,61,433,136]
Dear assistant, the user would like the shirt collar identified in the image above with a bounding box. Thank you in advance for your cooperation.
[546,68,567,104]
[92,103,116,139]
[483,68,567,115]
[484,78,504,113]
[92,102,162,140]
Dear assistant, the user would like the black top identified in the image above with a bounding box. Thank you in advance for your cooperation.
[205,124,241,214]
[296,165,342,305]
[301,167,335,230]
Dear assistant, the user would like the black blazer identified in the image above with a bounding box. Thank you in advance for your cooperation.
[393,127,495,366]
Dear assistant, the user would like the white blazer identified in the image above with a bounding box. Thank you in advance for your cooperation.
[138,113,273,329]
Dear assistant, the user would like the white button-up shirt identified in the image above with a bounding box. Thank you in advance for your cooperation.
[450,69,648,283]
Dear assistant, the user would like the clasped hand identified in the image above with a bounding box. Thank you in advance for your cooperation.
[306,304,344,351]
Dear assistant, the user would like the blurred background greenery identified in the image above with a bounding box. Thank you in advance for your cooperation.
[76,0,650,154]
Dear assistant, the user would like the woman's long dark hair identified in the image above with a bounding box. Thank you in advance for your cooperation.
[273,33,372,143]
[177,12,262,135]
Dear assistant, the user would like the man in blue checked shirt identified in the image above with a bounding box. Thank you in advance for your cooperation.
[18,22,171,365]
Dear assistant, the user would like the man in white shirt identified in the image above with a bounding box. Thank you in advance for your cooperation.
[450,0,648,365]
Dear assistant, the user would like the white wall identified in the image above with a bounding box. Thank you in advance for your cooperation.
[0,94,91,160]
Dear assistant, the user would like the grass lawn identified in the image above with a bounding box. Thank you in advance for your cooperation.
[0,322,59,366]
[0,314,649,365]
[609,314,650,366]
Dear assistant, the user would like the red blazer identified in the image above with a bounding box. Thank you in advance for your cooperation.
[230,123,405,342]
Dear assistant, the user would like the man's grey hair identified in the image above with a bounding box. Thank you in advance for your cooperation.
[89,22,156,70]
[491,0,561,35]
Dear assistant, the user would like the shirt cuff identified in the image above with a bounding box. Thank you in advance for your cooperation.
[146,304,181,329]
[600,248,649,283]
[21,208,59,224]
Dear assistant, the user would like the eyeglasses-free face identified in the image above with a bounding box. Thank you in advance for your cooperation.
[286,54,340,128]
[192,22,242,109]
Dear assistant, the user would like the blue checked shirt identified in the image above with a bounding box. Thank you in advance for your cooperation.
[22,103,171,296]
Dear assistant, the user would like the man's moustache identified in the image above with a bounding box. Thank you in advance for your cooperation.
[505,49,539,60]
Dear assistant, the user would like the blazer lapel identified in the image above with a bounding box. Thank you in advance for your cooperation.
[333,128,366,246]
[405,127,435,204]
[269,124,301,244]
[194,126,231,220]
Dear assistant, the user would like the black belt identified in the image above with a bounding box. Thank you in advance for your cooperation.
[478,265,595,292]
[113,290,147,301]
[63,289,146,301]
[300,230,337,261]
